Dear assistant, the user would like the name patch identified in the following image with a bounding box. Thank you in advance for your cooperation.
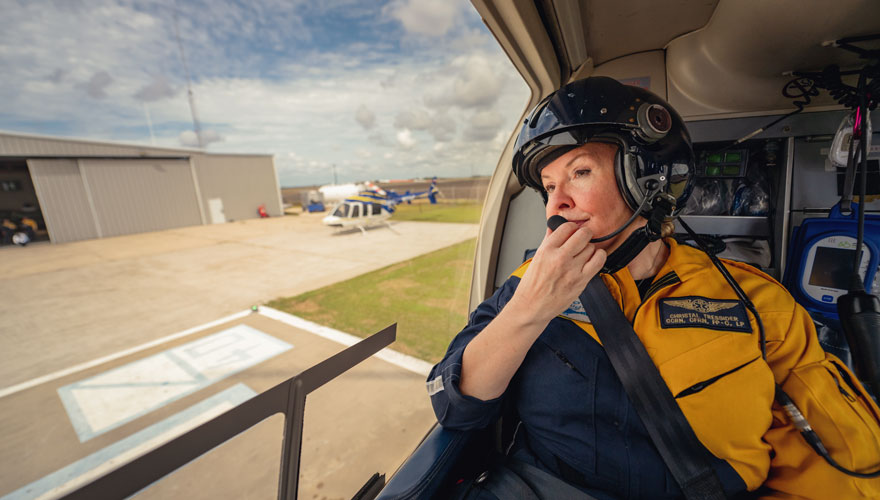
[659,296,752,333]
[560,298,591,323]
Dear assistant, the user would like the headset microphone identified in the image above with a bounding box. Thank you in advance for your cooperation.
[547,215,567,232]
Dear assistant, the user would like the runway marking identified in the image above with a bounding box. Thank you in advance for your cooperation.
[0,310,253,400]
[257,306,433,376]
[1,384,256,500]
[57,324,291,442]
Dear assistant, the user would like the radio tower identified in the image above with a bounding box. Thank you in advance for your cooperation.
[173,8,203,148]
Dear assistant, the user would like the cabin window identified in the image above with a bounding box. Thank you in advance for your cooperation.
[351,204,361,218]
[332,204,349,217]
[371,204,382,215]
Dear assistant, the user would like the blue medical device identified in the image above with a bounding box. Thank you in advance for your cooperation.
[784,202,880,320]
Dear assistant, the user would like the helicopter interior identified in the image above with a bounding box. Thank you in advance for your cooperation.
[375,1,880,498]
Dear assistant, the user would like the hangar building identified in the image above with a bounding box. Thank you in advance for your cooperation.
[0,131,282,244]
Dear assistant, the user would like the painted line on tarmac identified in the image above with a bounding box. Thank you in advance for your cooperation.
[257,306,433,377]
[57,324,292,442]
[0,310,253,400]
[1,383,257,500]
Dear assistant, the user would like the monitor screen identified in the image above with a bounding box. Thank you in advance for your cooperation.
[808,246,858,289]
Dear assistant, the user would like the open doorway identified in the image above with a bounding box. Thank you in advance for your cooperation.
[0,159,49,245]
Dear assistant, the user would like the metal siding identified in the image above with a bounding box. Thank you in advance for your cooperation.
[0,133,192,157]
[81,159,202,237]
[193,155,282,221]
[27,159,99,243]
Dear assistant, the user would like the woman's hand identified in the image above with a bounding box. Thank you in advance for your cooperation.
[458,221,606,400]
[509,222,606,325]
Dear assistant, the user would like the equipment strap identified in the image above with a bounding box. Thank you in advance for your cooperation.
[580,276,728,500]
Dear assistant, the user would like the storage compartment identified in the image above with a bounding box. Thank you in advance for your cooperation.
[675,137,785,276]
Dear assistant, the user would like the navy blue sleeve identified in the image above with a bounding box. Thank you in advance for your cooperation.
[426,277,519,430]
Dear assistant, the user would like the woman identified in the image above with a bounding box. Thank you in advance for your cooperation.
[428,77,880,499]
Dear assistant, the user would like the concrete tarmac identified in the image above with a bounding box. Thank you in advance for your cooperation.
[0,213,476,387]
[0,214,477,499]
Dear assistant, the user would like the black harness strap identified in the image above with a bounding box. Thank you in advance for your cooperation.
[580,276,728,500]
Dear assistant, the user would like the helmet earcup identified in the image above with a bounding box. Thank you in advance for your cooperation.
[614,147,645,214]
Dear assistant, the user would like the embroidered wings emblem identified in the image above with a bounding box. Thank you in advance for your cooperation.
[664,298,738,313]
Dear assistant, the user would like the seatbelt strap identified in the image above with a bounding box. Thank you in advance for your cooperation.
[480,459,598,500]
[579,276,728,500]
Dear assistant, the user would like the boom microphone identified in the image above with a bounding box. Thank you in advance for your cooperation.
[547,215,567,232]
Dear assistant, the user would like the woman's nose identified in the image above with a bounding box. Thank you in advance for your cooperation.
[550,183,573,210]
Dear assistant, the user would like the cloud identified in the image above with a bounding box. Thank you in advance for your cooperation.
[395,109,456,142]
[394,109,431,130]
[429,111,456,142]
[354,104,376,130]
[466,110,504,141]
[386,0,460,37]
[48,68,65,84]
[133,76,177,102]
[396,129,416,149]
[179,129,224,147]
[425,54,503,109]
[80,71,113,99]
[367,131,391,147]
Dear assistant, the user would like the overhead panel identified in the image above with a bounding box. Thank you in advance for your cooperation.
[80,159,202,238]
[27,159,99,244]
[580,0,717,66]
[666,0,880,117]
[533,0,717,80]
[593,51,668,99]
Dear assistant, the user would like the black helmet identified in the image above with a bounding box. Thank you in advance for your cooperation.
[512,76,694,216]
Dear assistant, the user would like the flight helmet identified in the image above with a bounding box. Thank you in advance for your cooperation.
[512,76,694,216]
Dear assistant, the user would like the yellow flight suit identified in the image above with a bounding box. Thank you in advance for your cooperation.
[512,238,880,498]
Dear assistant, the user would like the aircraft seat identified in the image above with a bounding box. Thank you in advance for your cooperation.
[375,424,493,500]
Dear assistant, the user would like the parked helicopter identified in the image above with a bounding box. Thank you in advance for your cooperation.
[320,179,438,234]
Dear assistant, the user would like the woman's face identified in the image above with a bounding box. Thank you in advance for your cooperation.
[541,142,638,251]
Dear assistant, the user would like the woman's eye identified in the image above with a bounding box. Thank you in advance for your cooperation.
[544,184,555,193]
[574,169,590,178]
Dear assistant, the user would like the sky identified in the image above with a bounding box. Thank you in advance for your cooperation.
[0,0,531,187]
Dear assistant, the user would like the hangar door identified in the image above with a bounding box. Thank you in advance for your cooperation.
[28,159,100,244]
[80,159,203,238]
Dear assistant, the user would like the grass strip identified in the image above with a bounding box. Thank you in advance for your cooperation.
[390,202,482,224]
[267,238,477,364]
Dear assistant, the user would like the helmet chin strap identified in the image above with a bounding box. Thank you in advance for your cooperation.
[600,193,675,274]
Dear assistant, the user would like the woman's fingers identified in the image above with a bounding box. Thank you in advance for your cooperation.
[513,221,608,323]
[544,221,582,246]
[560,225,593,256]
[582,247,607,277]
